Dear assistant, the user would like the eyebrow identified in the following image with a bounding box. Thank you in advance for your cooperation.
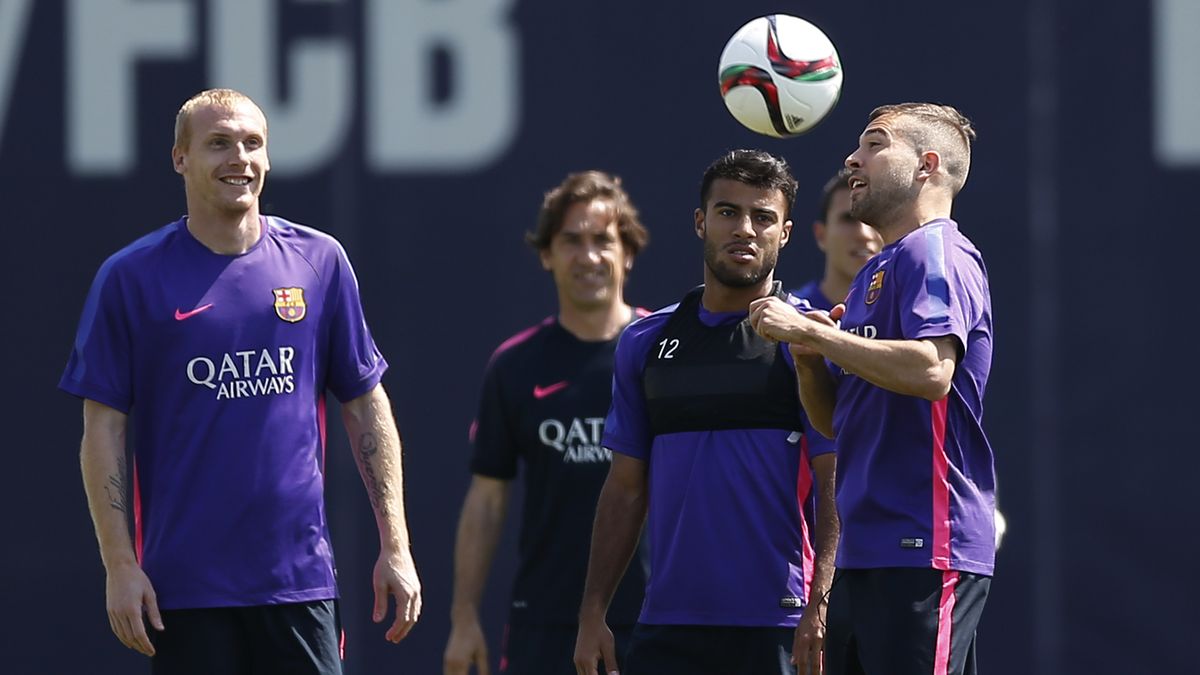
[861,128,889,141]
[714,200,780,216]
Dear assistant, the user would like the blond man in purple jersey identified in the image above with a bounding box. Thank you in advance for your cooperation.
[61,89,421,674]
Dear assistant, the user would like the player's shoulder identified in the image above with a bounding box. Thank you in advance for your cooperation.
[485,316,557,370]
[96,218,186,279]
[266,215,344,255]
[617,302,679,353]
[894,219,984,271]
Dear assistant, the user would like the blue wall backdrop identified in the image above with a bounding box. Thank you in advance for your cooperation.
[2,1,1196,672]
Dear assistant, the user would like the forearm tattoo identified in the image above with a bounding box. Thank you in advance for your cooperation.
[358,431,386,510]
[105,454,128,514]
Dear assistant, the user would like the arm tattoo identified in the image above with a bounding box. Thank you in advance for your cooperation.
[357,431,386,509]
[104,453,128,514]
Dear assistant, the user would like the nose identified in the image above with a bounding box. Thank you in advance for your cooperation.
[231,142,251,164]
[845,149,862,170]
[579,240,603,264]
[732,213,755,238]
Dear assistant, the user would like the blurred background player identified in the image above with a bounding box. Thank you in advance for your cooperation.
[59,89,421,674]
[789,169,883,317]
[751,103,995,675]
[443,171,650,675]
[574,150,838,675]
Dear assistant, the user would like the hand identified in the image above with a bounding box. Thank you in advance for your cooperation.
[443,616,489,675]
[105,560,163,657]
[373,548,422,642]
[748,296,806,343]
[574,613,619,675]
[791,596,827,675]
[787,304,845,360]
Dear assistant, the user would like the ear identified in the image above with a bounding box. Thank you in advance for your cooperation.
[539,248,553,272]
[916,150,941,182]
[694,208,705,240]
[779,219,793,249]
[812,220,829,253]
[172,146,186,176]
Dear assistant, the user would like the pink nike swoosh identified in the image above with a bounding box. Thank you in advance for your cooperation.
[533,381,569,399]
[174,304,214,321]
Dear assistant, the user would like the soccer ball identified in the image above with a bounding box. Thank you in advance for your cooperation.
[718,15,843,138]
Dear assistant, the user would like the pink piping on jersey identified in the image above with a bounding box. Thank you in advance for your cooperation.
[934,570,960,675]
[931,397,952,570]
[499,623,510,672]
[468,419,479,443]
[487,316,555,365]
[318,395,328,476]
[796,436,815,603]
[133,463,144,561]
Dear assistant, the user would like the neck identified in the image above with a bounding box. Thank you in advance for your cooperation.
[818,266,854,306]
[701,269,775,313]
[558,298,633,342]
[874,199,951,246]
[186,207,262,255]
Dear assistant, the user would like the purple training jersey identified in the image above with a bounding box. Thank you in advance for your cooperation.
[59,216,387,609]
[833,219,995,575]
[603,297,833,627]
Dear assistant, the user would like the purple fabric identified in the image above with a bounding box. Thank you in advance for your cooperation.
[60,216,387,608]
[832,219,996,575]
[604,298,830,626]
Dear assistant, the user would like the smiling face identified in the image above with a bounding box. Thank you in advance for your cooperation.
[540,198,631,312]
[844,114,921,228]
[173,99,270,218]
[696,178,792,289]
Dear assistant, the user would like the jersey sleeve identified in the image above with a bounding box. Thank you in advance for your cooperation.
[802,424,837,458]
[601,319,657,460]
[896,228,984,351]
[468,357,520,479]
[58,259,134,413]
[324,242,389,402]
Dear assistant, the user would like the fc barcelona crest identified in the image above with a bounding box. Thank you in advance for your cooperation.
[865,270,885,305]
[272,287,307,322]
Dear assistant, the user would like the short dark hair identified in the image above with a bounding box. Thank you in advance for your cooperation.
[816,168,851,222]
[526,170,649,256]
[699,149,798,219]
[868,102,975,194]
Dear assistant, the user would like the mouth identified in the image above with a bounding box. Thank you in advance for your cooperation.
[220,176,253,187]
[848,175,867,194]
[723,243,758,263]
[573,268,610,285]
[849,247,877,259]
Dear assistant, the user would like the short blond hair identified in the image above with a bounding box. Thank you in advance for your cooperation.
[173,89,266,151]
[869,103,975,194]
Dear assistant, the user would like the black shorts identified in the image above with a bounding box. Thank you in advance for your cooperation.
[824,568,990,675]
[499,622,634,675]
[622,623,798,675]
[149,599,342,675]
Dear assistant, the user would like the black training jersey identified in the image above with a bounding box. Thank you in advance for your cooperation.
[470,314,648,625]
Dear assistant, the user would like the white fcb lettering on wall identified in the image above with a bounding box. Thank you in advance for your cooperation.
[0,0,34,158]
[1155,0,1200,167]
[45,0,518,176]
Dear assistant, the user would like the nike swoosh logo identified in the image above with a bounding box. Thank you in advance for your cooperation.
[174,304,214,321]
[533,381,569,399]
